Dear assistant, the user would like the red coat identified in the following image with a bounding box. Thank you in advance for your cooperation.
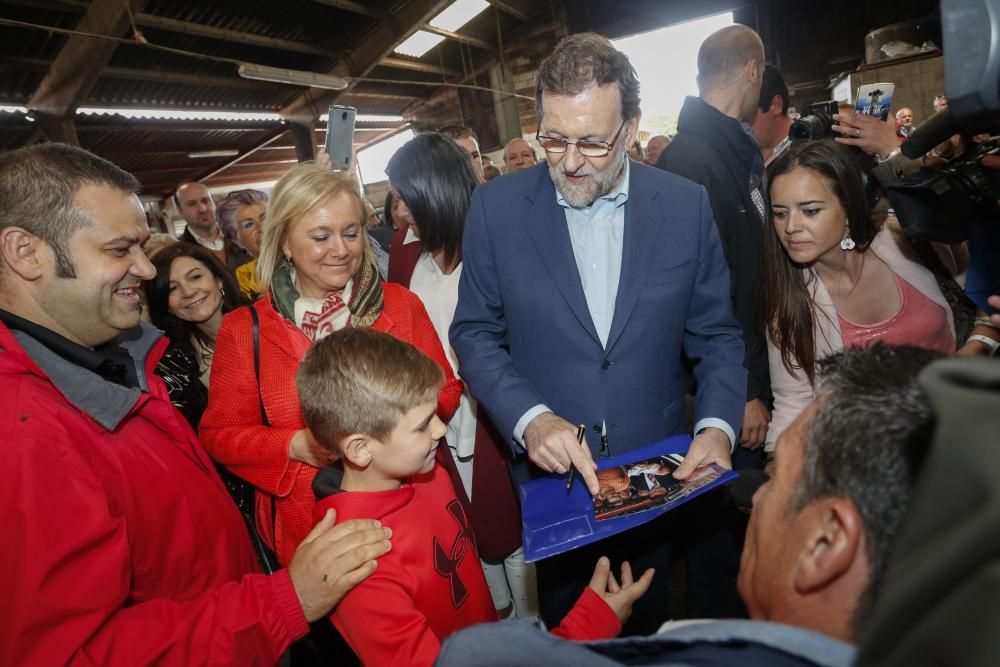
[0,321,308,666]
[316,457,620,667]
[201,282,464,566]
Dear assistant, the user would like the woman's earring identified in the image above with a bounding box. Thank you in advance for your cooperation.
[220,287,226,297]
[840,235,856,251]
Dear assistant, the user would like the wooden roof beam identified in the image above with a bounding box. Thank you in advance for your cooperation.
[421,24,496,52]
[27,0,148,141]
[486,0,529,22]
[310,0,380,17]
[379,56,458,77]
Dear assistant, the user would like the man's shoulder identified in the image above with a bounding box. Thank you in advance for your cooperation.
[631,160,706,198]
[476,163,549,202]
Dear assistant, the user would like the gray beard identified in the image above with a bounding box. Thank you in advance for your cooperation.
[549,144,627,208]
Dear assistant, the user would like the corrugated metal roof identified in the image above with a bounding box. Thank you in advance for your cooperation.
[0,0,543,192]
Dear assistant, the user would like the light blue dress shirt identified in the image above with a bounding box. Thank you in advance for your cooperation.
[513,160,735,451]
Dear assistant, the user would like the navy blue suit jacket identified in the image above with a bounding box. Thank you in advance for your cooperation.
[450,161,746,458]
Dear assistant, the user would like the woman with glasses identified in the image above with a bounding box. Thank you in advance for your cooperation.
[217,189,268,301]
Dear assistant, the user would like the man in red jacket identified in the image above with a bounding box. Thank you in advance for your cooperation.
[0,143,392,666]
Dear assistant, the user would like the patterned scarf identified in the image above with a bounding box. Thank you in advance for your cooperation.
[270,253,384,340]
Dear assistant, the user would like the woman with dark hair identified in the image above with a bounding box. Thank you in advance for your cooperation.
[385,132,535,620]
[145,242,244,426]
[757,140,995,454]
[217,189,268,300]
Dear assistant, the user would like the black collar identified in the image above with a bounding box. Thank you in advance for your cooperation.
[0,309,139,388]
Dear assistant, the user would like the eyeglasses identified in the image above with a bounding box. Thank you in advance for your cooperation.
[535,120,627,158]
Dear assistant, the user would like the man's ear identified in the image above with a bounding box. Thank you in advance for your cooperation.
[341,433,373,468]
[624,115,641,150]
[793,498,864,594]
[769,94,784,116]
[0,227,47,281]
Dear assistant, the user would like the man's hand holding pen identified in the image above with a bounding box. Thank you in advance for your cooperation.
[524,412,600,495]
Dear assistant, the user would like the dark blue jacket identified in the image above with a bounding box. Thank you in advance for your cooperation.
[450,160,746,457]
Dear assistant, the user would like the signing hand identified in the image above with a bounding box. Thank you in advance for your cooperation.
[739,398,771,450]
[587,557,655,627]
[523,412,599,495]
[832,112,901,158]
[288,509,392,622]
[673,427,732,480]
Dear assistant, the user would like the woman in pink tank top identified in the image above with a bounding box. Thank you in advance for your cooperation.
[757,140,998,454]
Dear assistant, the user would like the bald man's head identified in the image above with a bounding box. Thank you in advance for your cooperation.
[696,25,765,94]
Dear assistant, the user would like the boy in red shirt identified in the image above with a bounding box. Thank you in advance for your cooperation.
[297,328,654,666]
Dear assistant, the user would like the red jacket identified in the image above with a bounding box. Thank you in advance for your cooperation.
[315,457,620,667]
[201,282,464,566]
[0,321,308,666]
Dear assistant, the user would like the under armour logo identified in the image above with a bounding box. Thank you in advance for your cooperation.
[433,500,476,608]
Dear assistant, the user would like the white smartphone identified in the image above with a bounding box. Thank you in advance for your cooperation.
[325,105,357,170]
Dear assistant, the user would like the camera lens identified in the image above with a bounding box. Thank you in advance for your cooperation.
[789,115,829,141]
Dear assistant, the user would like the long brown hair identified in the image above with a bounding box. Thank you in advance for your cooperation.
[756,140,874,384]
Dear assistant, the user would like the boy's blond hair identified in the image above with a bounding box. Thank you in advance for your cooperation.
[296,328,443,452]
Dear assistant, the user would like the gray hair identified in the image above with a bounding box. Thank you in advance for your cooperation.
[217,189,268,245]
[798,344,943,638]
[535,32,641,123]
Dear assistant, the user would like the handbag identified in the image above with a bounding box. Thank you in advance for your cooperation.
[216,305,279,574]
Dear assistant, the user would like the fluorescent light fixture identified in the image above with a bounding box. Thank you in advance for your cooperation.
[238,63,349,91]
[429,0,489,32]
[78,107,281,122]
[393,31,445,58]
[0,105,28,114]
[187,149,240,159]
[320,113,405,123]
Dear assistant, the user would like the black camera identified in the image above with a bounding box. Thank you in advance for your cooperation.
[888,140,1000,244]
[788,101,840,141]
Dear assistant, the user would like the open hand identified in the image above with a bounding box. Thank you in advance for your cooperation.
[674,427,731,480]
[587,557,654,626]
[288,509,392,622]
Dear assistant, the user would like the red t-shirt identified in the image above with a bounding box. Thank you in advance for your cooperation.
[314,456,620,666]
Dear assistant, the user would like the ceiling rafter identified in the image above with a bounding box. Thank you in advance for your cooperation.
[279,0,454,120]
[379,56,457,77]
[421,24,496,52]
[310,0,380,18]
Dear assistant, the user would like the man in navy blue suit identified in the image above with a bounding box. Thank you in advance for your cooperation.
[450,33,747,632]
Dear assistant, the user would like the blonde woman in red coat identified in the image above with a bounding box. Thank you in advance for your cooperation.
[201,164,462,567]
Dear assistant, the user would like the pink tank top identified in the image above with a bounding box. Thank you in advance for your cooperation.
[838,274,955,353]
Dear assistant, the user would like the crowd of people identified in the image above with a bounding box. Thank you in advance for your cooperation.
[1,20,997,667]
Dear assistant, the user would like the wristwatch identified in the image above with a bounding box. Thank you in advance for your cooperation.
[968,334,1000,355]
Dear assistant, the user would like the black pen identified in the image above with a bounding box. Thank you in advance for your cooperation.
[566,424,587,492]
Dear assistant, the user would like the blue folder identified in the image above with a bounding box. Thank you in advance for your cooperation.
[517,435,738,562]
